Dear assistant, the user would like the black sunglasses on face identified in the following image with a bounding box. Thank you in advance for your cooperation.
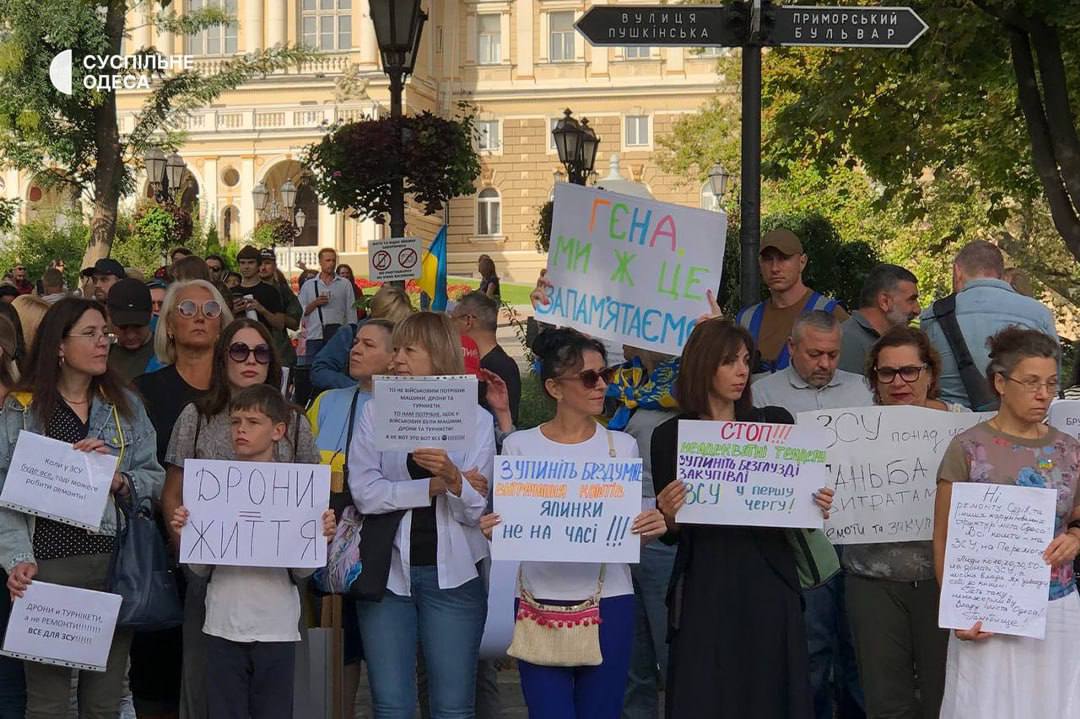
[553,366,616,390]
[228,342,272,364]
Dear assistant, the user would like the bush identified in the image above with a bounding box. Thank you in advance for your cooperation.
[0,220,89,289]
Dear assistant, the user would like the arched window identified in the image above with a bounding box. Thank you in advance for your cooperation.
[221,205,238,242]
[700,182,721,212]
[477,188,501,236]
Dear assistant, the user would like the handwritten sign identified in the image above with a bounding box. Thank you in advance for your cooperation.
[373,375,477,451]
[536,183,726,355]
[1049,399,1080,441]
[797,406,993,544]
[491,456,643,563]
[179,459,331,569]
[674,420,826,528]
[0,431,119,531]
[1,581,121,672]
[939,483,1055,639]
[368,237,422,282]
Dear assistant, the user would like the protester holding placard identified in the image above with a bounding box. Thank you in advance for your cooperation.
[934,327,1080,717]
[480,328,665,719]
[161,317,317,719]
[839,326,962,718]
[0,298,165,717]
[170,385,336,719]
[653,318,833,719]
[348,312,495,717]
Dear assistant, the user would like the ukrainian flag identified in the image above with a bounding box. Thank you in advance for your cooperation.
[418,225,448,311]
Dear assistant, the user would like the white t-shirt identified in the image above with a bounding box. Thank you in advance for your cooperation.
[200,566,303,643]
[501,425,639,601]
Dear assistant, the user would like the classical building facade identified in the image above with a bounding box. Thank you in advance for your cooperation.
[2,1,727,282]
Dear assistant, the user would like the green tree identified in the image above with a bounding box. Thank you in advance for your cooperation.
[763,0,1080,262]
[0,219,90,289]
[0,0,309,270]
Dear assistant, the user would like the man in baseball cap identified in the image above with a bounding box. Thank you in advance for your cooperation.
[106,278,155,382]
[733,228,848,375]
[81,258,127,303]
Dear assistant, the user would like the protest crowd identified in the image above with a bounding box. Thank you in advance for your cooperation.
[0,217,1076,719]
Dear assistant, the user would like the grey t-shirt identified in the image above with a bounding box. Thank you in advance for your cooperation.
[623,408,677,500]
[165,402,320,467]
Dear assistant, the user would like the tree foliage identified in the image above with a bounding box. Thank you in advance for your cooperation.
[0,0,310,267]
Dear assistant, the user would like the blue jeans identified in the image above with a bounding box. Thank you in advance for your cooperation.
[357,568,487,719]
[622,542,676,719]
[518,594,636,719]
[804,572,865,719]
[0,577,25,719]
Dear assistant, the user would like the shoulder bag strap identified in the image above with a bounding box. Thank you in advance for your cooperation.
[342,387,362,485]
[932,295,998,410]
[193,412,202,459]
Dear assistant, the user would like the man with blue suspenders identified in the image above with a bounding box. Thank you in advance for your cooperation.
[735,228,849,377]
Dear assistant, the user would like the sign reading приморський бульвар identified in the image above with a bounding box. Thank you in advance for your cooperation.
[536,184,726,356]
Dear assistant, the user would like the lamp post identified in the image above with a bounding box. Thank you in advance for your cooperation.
[552,109,600,186]
[708,163,731,207]
[144,147,187,204]
[371,0,427,242]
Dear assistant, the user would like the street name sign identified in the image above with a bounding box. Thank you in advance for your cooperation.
[772,6,928,48]
[575,5,745,47]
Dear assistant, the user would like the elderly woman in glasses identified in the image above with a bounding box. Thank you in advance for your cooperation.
[842,326,964,719]
[934,327,1080,717]
[159,318,318,719]
[2,298,164,717]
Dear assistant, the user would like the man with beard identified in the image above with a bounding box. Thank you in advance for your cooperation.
[838,264,921,375]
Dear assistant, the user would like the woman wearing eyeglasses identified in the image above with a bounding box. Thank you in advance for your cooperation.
[843,326,962,719]
[934,327,1080,717]
[1,298,165,717]
[480,328,666,719]
[159,318,318,719]
[131,279,232,717]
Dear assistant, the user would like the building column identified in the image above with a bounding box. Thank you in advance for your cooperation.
[516,0,534,77]
[267,0,287,47]
[131,5,151,52]
[201,158,218,226]
[359,0,378,65]
[240,157,256,236]
[319,203,336,250]
[244,0,264,52]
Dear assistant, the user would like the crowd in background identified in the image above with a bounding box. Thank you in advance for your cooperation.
[0,232,1074,719]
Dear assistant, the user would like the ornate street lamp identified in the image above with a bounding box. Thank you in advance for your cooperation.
[144,147,186,203]
[552,109,600,186]
[165,152,186,196]
[708,163,731,203]
[280,179,297,214]
[371,0,427,245]
[252,182,269,216]
[144,148,165,192]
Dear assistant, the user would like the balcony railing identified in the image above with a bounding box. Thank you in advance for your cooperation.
[118,101,384,136]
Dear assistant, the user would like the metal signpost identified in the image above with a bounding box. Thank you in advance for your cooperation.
[576,2,927,306]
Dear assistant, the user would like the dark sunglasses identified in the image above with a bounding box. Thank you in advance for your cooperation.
[553,366,616,389]
[228,342,272,364]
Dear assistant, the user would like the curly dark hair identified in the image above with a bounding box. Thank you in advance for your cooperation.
[531,327,606,400]
[865,326,943,403]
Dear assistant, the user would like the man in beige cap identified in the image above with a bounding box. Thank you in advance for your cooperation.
[735,228,848,375]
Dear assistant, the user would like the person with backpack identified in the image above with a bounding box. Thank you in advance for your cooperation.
[734,229,848,377]
[920,240,1057,411]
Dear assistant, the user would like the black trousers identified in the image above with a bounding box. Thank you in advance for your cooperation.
[205,635,295,719]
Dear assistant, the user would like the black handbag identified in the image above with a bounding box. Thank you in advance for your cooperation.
[106,483,184,631]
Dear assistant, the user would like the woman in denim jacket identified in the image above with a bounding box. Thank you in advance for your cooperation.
[0,298,164,718]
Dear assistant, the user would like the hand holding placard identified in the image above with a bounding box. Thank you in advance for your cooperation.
[373,375,478,452]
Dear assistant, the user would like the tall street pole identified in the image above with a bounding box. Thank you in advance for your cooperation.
[389,70,405,242]
[740,2,762,307]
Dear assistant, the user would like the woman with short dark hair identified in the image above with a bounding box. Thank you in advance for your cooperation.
[653,318,833,718]
[935,327,1080,717]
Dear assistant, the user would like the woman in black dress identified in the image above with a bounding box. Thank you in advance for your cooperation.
[653,318,830,718]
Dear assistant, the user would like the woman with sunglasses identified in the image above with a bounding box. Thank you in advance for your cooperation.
[935,328,1080,717]
[480,328,666,719]
[349,312,495,718]
[653,319,834,719]
[1,298,165,717]
[131,280,231,718]
[159,318,317,718]
[843,326,962,719]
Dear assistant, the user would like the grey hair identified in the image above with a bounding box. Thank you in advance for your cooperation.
[984,326,1060,397]
[791,310,840,344]
[954,240,1004,279]
[154,280,234,364]
[456,291,499,332]
[858,264,918,309]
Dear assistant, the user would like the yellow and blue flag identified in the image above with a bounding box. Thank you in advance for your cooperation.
[418,225,448,311]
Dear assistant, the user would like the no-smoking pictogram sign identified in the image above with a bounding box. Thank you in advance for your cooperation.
[372,250,392,272]
[398,247,418,269]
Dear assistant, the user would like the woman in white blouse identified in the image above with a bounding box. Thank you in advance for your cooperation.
[485,327,666,719]
[348,312,494,718]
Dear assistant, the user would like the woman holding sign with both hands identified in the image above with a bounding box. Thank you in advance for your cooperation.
[933,327,1080,717]
[481,327,666,719]
[652,318,834,719]
[1,298,165,718]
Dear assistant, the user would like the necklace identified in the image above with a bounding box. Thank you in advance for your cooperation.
[988,418,1043,440]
